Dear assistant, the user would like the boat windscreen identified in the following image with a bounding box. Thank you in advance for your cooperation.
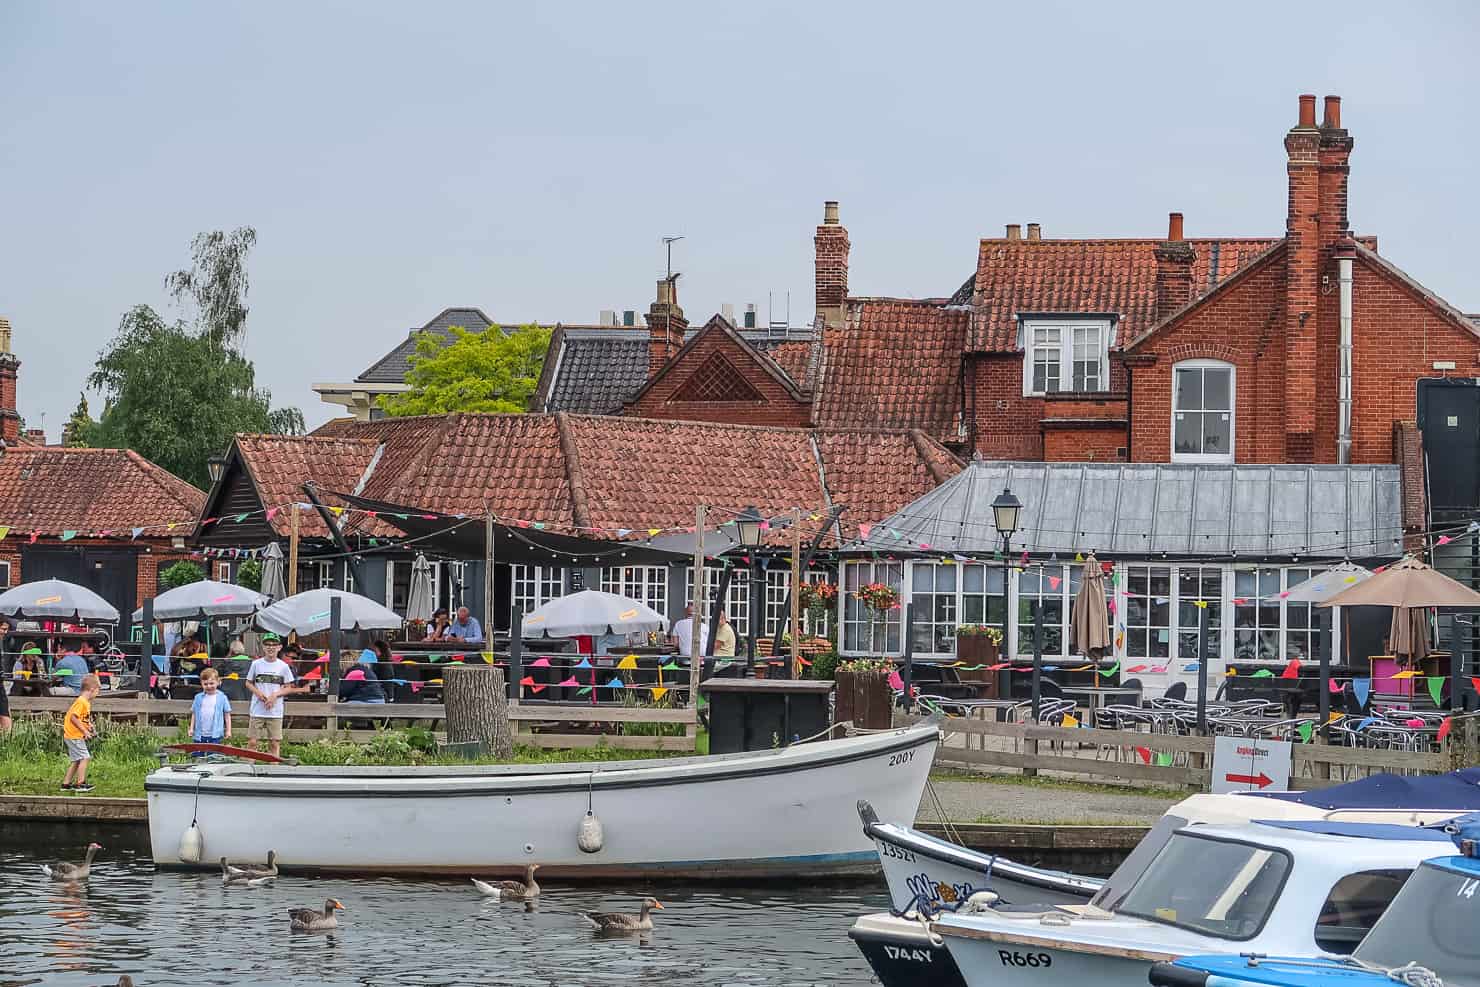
[1117,833,1291,941]
[1090,814,1187,912]
[1353,861,1480,986]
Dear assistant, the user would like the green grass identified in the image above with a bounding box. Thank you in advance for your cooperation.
[0,716,708,799]
[929,768,1188,802]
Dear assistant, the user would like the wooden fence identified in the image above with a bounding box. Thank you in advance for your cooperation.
[909,714,1450,791]
[8,696,698,752]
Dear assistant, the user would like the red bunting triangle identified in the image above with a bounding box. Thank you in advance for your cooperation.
[1281,659,1302,679]
[1438,717,1453,744]
[1135,747,1152,765]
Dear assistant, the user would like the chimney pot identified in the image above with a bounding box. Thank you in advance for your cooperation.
[1322,95,1342,129]
[1026,223,1041,242]
[656,278,675,307]
[1297,93,1317,128]
[1167,212,1184,242]
[823,200,839,225]
[1005,224,1021,241]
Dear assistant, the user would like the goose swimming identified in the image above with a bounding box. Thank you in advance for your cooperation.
[40,843,101,881]
[288,898,344,932]
[581,897,664,932]
[471,864,540,900]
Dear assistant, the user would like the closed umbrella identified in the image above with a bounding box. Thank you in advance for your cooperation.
[260,542,287,602]
[0,578,119,622]
[1071,554,1110,657]
[1389,606,1432,661]
[405,553,435,623]
[256,588,403,636]
[521,590,667,638]
[131,580,267,621]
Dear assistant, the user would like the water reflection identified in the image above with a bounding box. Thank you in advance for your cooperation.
[0,823,885,986]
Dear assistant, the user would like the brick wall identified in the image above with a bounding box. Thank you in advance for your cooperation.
[0,355,19,445]
[969,355,1044,460]
[627,329,812,427]
[815,202,850,342]
[1040,392,1129,462]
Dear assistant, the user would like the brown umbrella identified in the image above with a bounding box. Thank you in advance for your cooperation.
[1071,553,1110,657]
[1388,605,1431,661]
[1319,556,1480,609]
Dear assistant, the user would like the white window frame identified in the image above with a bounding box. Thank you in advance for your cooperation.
[1171,359,1236,464]
[841,560,904,656]
[0,560,12,588]
[511,564,564,621]
[601,565,667,619]
[1020,318,1113,397]
[214,562,232,583]
[684,567,752,636]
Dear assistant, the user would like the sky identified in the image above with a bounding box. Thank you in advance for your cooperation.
[2,1,1477,441]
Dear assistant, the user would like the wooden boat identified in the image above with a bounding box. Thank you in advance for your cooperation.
[936,820,1454,987]
[1150,815,1480,987]
[144,720,939,877]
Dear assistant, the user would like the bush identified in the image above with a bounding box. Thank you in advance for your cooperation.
[809,649,839,681]
[160,561,206,590]
[236,559,262,591]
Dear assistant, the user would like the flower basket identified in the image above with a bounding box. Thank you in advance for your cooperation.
[853,582,900,614]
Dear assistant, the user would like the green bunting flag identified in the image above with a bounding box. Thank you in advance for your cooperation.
[1098,661,1121,679]
[1427,675,1446,707]
[60,530,77,542]
[1297,722,1314,743]
[1250,669,1275,678]
[1154,752,1173,767]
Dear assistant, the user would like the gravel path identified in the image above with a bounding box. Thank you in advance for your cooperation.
[916,777,1181,826]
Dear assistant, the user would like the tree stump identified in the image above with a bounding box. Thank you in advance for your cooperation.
[1447,715,1480,773]
[443,665,512,759]
[834,667,893,730]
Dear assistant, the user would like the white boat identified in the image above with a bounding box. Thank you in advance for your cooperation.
[936,820,1453,987]
[144,720,940,877]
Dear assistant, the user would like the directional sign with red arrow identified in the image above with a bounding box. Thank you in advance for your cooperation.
[1211,735,1292,794]
[1224,771,1274,789]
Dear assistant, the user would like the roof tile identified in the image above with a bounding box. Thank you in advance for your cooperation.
[0,447,204,535]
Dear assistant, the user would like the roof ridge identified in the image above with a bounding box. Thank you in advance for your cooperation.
[1122,240,1288,351]
[121,448,206,510]
[976,235,1282,245]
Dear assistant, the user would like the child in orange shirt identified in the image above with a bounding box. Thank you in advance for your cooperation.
[62,673,100,793]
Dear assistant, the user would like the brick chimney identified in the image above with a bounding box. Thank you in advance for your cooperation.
[814,200,849,340]
[1283,94,1321,460]
[1317,95,1354,247]
[645,276,687,378]
[1153,212,1196,321]
[1026,223,1042,242]
[0,316,19,447]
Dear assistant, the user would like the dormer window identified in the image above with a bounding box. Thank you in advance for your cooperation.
[1020,318,1112,396]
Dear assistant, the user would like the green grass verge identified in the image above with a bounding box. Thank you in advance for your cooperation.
[0,716,707,799]
[929,768,1188,802]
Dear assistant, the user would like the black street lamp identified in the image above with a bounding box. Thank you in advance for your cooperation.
[991,487,1022,557]
[207,455,227,486]
[735,506,766,675]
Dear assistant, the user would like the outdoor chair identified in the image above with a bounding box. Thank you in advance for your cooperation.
[1162,680,1188,703]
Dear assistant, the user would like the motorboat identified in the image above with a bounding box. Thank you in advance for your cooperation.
[1150,814,1480,987]
[144,719,939,877]
[935,820,1456,987]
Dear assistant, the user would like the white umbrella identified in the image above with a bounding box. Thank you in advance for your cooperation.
[260,542,287,602]
[521,589,667,638]
[0,578,119,622]
[256,588,403,636]
[1283,562,1374,604]
[405,553,434,622]
[131,580,268,622]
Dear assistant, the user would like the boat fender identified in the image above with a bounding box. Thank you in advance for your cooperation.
[577,810,605,853]
[178,822,204,864]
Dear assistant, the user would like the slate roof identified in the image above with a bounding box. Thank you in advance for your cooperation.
[854,459,1402,560]
[814,300,968,441]
[219,413,961,548]
[0,447,204,536]
[967,237,1281,352]
[355,307,499,384]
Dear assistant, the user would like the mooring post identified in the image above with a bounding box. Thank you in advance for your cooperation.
[1197,606,1209,736]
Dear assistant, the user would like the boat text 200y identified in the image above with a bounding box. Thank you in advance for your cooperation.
[145,721,940,878]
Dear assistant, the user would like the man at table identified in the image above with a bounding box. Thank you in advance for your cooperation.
[50,642,93,697]
[670,605,708,658]
[445,606,483,643]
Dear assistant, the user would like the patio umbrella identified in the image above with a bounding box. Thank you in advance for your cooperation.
[131,580,267,622]
[520,590,667,638]
[1283,562,1374,603]
[256,588,403,635]
[405,553,435,623]
[1070,553,1110,657]
[260,542,287,602]
[1389,605,1432,661]
[1320,556,1480,609]
[0,578,119,622]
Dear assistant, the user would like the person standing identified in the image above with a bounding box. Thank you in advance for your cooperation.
[189,668,232,748]
[245,642,306,758]
[61,673,99,792]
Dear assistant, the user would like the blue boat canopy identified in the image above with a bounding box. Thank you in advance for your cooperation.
[1260,768,1480,810]
[1254,820,1453,841]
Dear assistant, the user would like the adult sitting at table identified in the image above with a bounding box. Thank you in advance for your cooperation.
[338,650,387,704]
[424,608,451,642]
[445,606,483,643]
[670,605,708,659]
[50,641,94,697]
[10,644,48,698]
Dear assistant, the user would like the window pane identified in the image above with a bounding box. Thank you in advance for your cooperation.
[1175,367,1203,411]
[1202,413,1231,455]
[936,566,956,592]
[1204,369,1231,410]
[964,565,985,593]
[1174,413,1202,454]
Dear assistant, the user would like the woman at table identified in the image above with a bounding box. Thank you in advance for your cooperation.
[10,644,48,699]
[338,650,386,704]
[424,609,451,642]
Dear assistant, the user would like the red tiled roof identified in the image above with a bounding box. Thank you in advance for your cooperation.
[814,429,962,540]
[0,447,204,536]
[814,300,968,441]
[235,434,381,538]
[767,339,820,391]
[968,237,1281,352]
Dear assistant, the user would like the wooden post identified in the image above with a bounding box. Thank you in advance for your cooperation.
[444,664,512,759]
[689,505,705,714]
[790,508,802,679]
[287,504,300,596]
[140,598,154,693]
[327,595,342,734]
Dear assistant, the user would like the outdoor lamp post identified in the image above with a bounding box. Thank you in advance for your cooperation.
[207,455,227,486]
[991,487,1022,557]
[993,486,1040,720]
[735,505,765,675]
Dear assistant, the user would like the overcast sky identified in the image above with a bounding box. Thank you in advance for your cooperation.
[2,1,1477,442]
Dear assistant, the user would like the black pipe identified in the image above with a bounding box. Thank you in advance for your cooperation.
[328,595,342,697]
[509,607,523,701]
[901,601,915,712]
[301,483,369,595]
[1197,606,1209,734]
[141,598,154,693]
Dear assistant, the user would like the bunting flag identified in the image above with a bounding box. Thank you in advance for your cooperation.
[1134,746,1152,764]
[1281,659,1302,679]
[557,676,579,687]
[1250,669,1275,678]
[577,686,592,696]
[519,675,535,688]
[651,687,668,702]
[575,658,593,670]
[605,677,625,690]
[1062,713,1079,728]
[616,655,638,671]
[1154,752,1174,767]
[661,661,681,671]
[1074,553,1084,563]
[1297,722,1315,743]
[1150,665,1168,673]
[1473,677,1480,695]
[1126,665,1148,674]
[1193,599,1207,609]
[887,670,904,691]
[0,526,8,541]
[1427,676,1446,706]
[1353,678,1371,708]
[1182,662,1199,673]
[1048,575,1062,590]
[1067,664,1093,672]
[1390,670,1419,680]
[529,657,551,668]
[1438,718,1453,744]
[1098,661,1121,679]
[857,523,872,540]
[60,530,77,542]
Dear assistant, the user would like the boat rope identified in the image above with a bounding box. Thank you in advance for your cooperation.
[190,772,203,826]
[1242,955,1444,987]
[1373,961,1444,987]
[923,778,964,845]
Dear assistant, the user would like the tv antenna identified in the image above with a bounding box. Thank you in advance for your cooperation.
[661,236,684,279]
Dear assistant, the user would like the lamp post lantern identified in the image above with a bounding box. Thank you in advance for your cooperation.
[991,487,1022,557]
[207,455,227,486]
[735,506,766,675]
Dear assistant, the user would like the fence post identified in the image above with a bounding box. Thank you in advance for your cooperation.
[1196,607,1208,735]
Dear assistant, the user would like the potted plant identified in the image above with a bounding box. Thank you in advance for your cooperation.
[956,624,1003,663]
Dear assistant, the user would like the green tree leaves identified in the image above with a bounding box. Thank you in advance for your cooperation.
[380,324,550,417]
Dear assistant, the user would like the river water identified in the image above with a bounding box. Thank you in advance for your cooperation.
[1,823,888,987]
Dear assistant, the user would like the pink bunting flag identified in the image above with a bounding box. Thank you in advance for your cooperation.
[1020,551,1029,565]
[887,670,904,691]
[266,507,280,521]
[1329,678,1344,693]
[556,677,579,687]
[857,523,872,540]
[530,657,551,668]
[1279,591,1290,599]
[519,676,535,687]
[149,675,157,688]
[1048,575,1062,590]
[1150,665,1168,673]
[1438,534,1453,546]
[410,682,423,694]
[1231,597,1247,605]
[1126,665,1148,674]
[1405,717,1425,729]
[1107,598,1116,613]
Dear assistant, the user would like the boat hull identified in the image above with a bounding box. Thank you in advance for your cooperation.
[944,934,1164,987]
[145,722,939,877]
[849,913,967,987]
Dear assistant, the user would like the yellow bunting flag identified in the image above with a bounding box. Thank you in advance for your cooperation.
[647,528,660,537]
[0,526,9,541]
[616,654,638,671]
[1074,552,1084,562]
[651,687,668,702]
[330,506,345,516]
[1193,600,1207,609]
[1328,711,1343,723]
[481,652,495,664]
[1062,713,1079,728]
[1390,670,1419,679]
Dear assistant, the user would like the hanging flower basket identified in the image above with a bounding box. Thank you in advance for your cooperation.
[798,580,838,613]
[853,582,900,614]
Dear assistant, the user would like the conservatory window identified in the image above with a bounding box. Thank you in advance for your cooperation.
[601,565,667,617]
[842,560,903,655]
[512,565,564,620]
